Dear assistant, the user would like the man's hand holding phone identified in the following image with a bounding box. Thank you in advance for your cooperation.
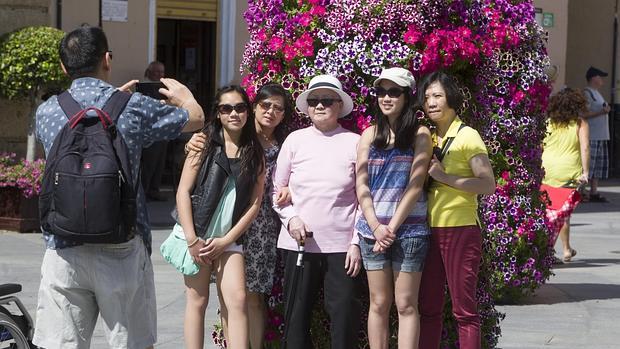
[136,81,167,101]
[120,77,204,131]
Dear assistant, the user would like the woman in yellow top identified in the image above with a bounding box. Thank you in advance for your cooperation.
[541,88,589,262]
[416,72,495,349]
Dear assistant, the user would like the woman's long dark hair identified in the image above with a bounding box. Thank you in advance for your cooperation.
[373,86,420,150]
[202,85,264,183]
[254,83,293,144]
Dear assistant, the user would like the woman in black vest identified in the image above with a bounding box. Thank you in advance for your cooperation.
[176,85,265,349]
[185,83,293,348]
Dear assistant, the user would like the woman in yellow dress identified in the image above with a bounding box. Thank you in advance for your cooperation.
[541,87,590,262]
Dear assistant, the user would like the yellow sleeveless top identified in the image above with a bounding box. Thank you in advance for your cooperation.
[542,120,582,187]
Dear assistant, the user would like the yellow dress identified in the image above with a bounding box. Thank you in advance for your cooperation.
[542,120,582,187]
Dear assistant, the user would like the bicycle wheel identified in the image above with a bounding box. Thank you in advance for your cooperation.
[0,312,29,349]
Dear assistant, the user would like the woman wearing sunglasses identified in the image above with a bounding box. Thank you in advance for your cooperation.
[272,74,363,349]
[185,83,292,348]
[171,85,265,349]
[355,67,432,349]
[416,72,495,349]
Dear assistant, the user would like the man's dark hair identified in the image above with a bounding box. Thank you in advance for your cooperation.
[417,71,464,111]
[59,25,109,79]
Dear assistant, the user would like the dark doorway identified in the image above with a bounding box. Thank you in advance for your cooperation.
[155,18,217,192]
[157,18,217,108]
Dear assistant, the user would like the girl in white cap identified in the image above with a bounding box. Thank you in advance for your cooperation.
[355,67,432,349]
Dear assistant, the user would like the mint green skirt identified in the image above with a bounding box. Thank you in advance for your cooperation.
[160,224,200,276]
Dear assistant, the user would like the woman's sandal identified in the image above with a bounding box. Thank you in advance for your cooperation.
[563,248,577,262]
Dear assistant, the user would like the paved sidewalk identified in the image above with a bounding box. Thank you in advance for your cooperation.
[1,181,619,348]
[496,179,620,349]
[0,188,220,349]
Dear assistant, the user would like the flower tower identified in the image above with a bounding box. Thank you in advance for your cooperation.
[237,1,554,348]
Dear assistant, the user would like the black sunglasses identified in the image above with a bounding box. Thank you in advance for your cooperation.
[306,98,341,107]
[375,87,405,98]
[258,101,285,113]
[217,103,248,115]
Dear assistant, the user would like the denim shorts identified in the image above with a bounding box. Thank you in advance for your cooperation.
[358,234,430,272]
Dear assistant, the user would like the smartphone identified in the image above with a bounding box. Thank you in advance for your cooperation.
[136,81,166,100]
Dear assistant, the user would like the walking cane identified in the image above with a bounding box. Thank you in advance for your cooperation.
[281,231,312,349]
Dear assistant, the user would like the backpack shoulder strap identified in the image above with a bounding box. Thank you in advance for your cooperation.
[102,90,132,123]
[57,91,83,119]
[583,88,596,101]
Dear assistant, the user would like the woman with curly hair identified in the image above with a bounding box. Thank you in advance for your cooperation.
[541,87,590,262]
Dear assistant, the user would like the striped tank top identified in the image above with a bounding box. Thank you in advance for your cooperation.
[355,145,429,239]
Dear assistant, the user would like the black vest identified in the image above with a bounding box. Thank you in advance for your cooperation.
[173,133,255,241]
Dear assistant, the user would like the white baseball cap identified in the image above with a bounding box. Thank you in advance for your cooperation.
[373,67,416,89]
[296,75,354,118]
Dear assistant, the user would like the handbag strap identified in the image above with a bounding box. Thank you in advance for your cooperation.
[435,123,466,162]
[427,123,466,189]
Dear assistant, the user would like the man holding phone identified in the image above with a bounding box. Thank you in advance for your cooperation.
[582,66,612,202]
[33,25,204,349]
[140,61,170,201]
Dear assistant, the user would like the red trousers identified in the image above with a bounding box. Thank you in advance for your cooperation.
[418,226,482,349]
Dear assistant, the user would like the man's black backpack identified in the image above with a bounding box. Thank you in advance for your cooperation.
[39,90,137,243]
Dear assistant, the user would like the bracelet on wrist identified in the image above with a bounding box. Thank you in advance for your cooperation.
[187,236,200,248]
[371,223,381,233]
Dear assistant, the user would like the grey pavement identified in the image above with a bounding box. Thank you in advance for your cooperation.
[496,179,620,349]
[0,188,220,349]
[1,180,619,349]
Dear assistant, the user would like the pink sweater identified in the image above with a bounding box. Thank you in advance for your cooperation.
[273,125,360,253]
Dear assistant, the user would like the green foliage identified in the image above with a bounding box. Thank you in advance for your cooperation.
[0,26,69,100]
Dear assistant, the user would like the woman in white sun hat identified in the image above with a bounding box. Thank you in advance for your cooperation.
[272,74,362,349]
[355,67,432,349]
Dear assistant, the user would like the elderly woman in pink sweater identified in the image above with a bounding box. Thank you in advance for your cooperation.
[273,74,362,349]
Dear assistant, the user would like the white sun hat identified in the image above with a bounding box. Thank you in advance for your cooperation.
[296,75,354,118]
[373,67,416,89]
